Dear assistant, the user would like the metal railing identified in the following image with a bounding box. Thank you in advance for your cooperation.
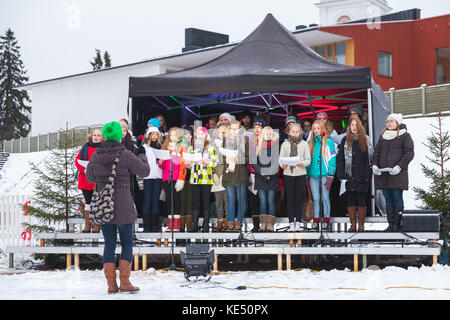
[2,124,104,154]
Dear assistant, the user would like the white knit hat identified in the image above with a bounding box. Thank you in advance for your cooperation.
[146,126,160,136]
[219,112,235,124]
[387,113,403,125]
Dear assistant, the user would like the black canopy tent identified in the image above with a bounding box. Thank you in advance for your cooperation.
[128,13,391,215]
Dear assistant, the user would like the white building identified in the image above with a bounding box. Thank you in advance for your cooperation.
[315,0,392,26]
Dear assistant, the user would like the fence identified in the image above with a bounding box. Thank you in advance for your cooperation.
[2,124,104,154]
[387,83,450,116]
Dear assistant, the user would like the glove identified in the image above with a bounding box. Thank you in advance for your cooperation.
[175,180,185,192]
[137,179,144,191]
[372,165,382,176]
[213,173,221,186]
[325,176,334,190]
[136,144,145,156]
[389,165,402,176]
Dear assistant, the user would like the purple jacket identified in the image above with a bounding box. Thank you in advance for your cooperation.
[86,141,150,224]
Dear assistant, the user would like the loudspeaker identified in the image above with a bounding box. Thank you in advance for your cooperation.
[401,210,441,232]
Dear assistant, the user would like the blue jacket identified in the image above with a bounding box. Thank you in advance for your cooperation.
[306,135,337,178]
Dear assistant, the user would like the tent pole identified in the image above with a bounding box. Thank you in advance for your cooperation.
[367,87,376,217]
[306,92,317,119]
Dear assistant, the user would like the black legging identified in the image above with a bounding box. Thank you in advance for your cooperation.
[82,189,93,205]
[191,184,212,212]
[283,175,306,223]
[163,181,181,215]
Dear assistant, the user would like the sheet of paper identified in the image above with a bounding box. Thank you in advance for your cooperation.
[77,160,89,168]
[279,156,300,166]
[339,179,347,196]
[183,152,203,162]
[219,148,239,158]
[374,167,393,173]
[150,148,171,160]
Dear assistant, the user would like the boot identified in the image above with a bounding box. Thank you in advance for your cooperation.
[173,215,180,232]
[185,215,192,232]
[312,218,320,232]
[82,209,92,233]
[266,215,276,232]
[322,218,330,231]
[383,206,396,232]
[233,221,241,232]
[179,216,186,232]
[118,260,139,293]
[92,224,101,233]
[103,263,118,294]
[251,215,260,232]
[258,214,268,232]
[142,214,151,233]
[190,211,200,232]
[222,220,229,232]
[166,215,173,231]
[357,206,366,232]
[214,220,224,232]
[151,214,160,232]
[201,210,210,233]
[226,221,235,232]
[347,206,357,232]
[393,207,403,232]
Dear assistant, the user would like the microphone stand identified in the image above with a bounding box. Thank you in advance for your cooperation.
[315,133,326,247]
[169,141,182,271]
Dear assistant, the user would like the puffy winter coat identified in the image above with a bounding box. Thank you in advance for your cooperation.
[306,135,337,178]
[251,136,280,191]
[222,135,250,187]
[372,124,414,190]
[86,141,150,225]
[336,136,371,193]
[75,142,100,190]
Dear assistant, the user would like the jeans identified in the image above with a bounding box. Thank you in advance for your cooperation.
[309,176,331,219]
[142,179,162,215]
[382,189,404,208]
[258,190,276,216]
[101,223,133,264]
[225,185,247,222]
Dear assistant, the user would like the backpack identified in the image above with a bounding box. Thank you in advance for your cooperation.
[89,151,122,225]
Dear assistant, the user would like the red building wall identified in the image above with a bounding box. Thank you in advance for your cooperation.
[319,14,450,91]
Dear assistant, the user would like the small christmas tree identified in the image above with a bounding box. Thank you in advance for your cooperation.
[22,124,84,233]
[90,49,103,70]
[0,28,31,141]
[413,112,450,233]
[103,51,112,68]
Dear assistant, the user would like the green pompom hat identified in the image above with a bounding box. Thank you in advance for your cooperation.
[102,121,123,142]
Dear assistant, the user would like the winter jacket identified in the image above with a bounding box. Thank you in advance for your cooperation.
[85,141,150,225]
[279,139,311,177]
[251,136,280,191]
[75,142,100,190]
[158,150,187,182]
[336,136,371,193]
[372,124,414,190]
[141,144,163,180]
[306,135,337,178]
[222,135,250,187]
[187,144,219,185]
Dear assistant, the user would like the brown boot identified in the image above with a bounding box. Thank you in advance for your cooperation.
[266,215,276,232]
[357,206,366,232]
[92,224,100,233]
[103,263,118,294]
[82,209,92,233]
[226,221,235,232]
[221,220,229,231]
[184,215,192,232]
[119,260,139,293]
[347,207,357,232]
[234,221,241,232]
[214,220,223,232]
[258,215,268,232]
[179,216,186,232]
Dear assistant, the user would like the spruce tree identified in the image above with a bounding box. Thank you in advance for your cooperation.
[90,49,103,70]
[0,28,31,141]
[413,113,450,232]
[22,124,83,233]
[103,51,112,68]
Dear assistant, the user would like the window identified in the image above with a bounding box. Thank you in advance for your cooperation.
[315,46,326,58]
[436,46,450,84]
[335,42,346,65]
[378,51,392,77]
[337,15,351,24]
[326,44,333,60]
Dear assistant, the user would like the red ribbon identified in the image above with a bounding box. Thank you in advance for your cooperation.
[21,229,31,241]
[22,201,31,216]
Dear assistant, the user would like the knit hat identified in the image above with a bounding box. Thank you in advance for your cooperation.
[317,112,328,119]
[285,115,298,126]
[146,126,160,136]
[253,118,266,128]
[147,118,161,128]
[102,121,123,142]
[219,113,235,124]
[196,126,208,135]
[387,113,403,125]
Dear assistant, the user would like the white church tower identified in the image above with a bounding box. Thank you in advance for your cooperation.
[315,0,393,26]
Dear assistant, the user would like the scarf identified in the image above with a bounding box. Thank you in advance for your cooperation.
[288,136,302,173]
[80,141,102,160]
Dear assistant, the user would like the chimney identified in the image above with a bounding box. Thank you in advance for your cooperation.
[182,28,229,52]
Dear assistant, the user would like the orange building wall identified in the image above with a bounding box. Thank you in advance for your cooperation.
[319,14,450,91]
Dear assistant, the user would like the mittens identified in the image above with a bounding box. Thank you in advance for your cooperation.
[325,176,334,190]
[389,165,402,176]
[175,180,185,192]
[372,165,382,176]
